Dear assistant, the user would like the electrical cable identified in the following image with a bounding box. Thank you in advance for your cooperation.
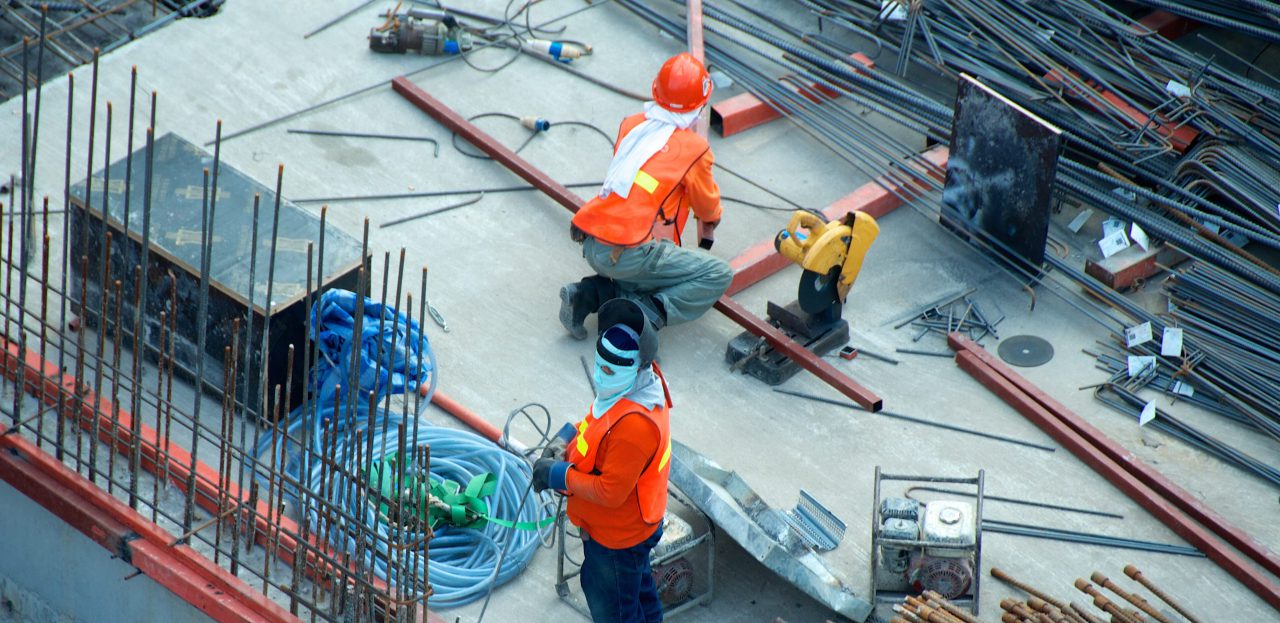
[450,112,615,159]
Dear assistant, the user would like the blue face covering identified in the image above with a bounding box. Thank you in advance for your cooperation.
[591,325,642,417]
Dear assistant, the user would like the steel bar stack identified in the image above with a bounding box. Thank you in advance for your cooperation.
[0,59,436,623]
[617,0,1280,495]
[990,566,1204,623]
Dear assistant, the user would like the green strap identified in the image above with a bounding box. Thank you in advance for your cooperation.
[370,453,553,531]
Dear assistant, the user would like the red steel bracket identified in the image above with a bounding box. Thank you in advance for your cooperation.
[392,77,883,412]
[726,144,948,296]
[710,53,875,137]
[949,334,1280,608]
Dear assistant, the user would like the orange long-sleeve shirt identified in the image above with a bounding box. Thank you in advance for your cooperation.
[564,414,661,549]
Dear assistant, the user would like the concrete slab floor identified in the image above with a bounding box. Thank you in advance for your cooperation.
[1,1,1277,621]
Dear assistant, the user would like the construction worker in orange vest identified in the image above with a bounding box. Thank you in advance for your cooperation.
[534,299,673,623]
[559,52,733,339]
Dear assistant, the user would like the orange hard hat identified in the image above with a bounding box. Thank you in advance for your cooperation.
[652,53,712,112]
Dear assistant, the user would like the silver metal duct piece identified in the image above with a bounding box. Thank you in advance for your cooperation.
[668,440,872,622]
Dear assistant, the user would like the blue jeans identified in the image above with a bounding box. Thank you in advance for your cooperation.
[580,525,664,623]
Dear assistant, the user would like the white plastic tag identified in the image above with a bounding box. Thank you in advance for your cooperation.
[1068,209,1094,233]
[1172,381,1195,397]
[1102,217,1126,236]
[1139,401,1157,426]
[1099,229,1130,258]
[1130,223,1150,251]
[1161,328,1183,357]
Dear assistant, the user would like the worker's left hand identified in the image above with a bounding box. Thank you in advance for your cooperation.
[532,458,570,493]
[698,220,719,250]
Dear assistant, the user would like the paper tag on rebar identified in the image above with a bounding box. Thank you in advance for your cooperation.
[1165,80,1191,98]
[1098,229,1130,258]
[1125,322,1153,347]
[1200,220,1221,235]
[1110,188,1137,204]
[879,0,907,21]
[1161,327,1183,356]
[1067,209,1093,233]
[1139,401,1157,426]
[1102,217,1126,236]
[1127,355,1156,378]
[1224,230,1249,247]
[1130,223,1150,251]
[1171,380,1195,397]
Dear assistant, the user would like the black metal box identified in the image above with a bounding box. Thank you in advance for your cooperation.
[70,133,365,417]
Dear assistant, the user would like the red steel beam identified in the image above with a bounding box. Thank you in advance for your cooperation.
[1137,10,1200,41]
[949,333,1280,578]
[392,77,883,412]
[0,424,294,623]
[726,145,948,296]
[949,336,1280,608]
[687,0,708,137]
[1,339,447,623]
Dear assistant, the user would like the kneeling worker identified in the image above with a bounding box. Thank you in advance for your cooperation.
[559,52,732,338]
[535,299,673,623]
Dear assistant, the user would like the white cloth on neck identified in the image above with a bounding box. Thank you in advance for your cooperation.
[599,102,702,200]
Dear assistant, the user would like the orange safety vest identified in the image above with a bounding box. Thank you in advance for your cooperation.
[572,113,711,247]
[565,364,674,526]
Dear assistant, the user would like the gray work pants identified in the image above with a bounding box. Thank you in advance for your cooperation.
[583,236,732,326]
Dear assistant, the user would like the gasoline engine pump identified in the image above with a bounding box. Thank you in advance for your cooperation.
[369,7,474,55]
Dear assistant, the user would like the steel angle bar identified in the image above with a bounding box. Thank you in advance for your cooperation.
[668,439,873,621]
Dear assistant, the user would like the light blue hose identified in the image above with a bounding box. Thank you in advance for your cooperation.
[251,290,556,609]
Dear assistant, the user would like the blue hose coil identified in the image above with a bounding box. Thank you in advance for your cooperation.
[252,290,554,608]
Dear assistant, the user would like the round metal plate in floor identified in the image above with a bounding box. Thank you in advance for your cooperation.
[998,335,1054,367]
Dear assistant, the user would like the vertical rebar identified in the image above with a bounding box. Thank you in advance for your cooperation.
[107,277,122,492]
[184,166,213,535]
[123,67,137,232]
[56,71,73,413]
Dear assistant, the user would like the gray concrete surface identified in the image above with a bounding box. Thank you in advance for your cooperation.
[0,479,215,623]
[1,1,1277,622]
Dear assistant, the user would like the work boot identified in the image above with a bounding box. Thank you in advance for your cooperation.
[559,283,589,340]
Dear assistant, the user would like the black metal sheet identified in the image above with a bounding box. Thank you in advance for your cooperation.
[942,74,1062,268]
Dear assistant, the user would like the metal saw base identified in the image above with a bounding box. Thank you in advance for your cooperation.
[724,301,849,386]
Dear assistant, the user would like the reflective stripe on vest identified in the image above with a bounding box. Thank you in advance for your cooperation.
[571,113,709,247]
[565,365,673,525]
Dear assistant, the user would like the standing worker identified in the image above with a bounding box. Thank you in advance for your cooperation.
[559,52,732,339]
[535,299,673,623]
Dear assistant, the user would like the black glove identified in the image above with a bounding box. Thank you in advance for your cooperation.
[697,219,718,250]
[532,458,569,493]
[542,422,577,459]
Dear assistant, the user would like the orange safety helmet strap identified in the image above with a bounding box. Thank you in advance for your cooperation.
[652,52,712,112]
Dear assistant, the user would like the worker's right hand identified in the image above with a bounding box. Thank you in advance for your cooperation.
[541,422,577,460]
[532,458,570,493]
[698,220,719,250]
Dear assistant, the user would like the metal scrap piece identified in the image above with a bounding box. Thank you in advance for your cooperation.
[668,440,872,622]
